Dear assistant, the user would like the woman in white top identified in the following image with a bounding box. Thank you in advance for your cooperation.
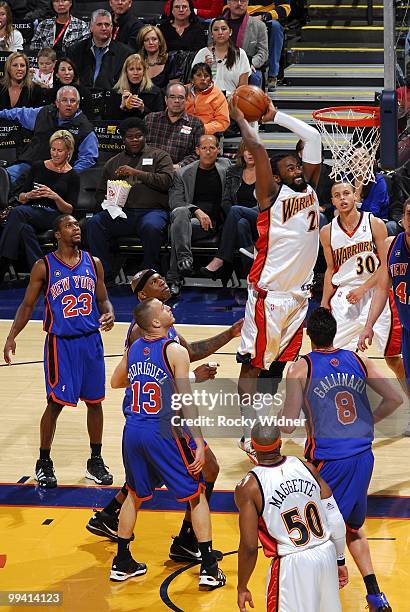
[192,16,250,95]
[0,1,23,52]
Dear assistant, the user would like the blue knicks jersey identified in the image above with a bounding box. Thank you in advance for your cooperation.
[303,349,373,460]
[388,232,410,330]
[43,251,100,336]
[123,336,176,427]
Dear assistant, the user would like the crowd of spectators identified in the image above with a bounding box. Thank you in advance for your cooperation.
[0,0,406,293]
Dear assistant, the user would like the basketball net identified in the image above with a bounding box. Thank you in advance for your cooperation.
[312,107,381,186]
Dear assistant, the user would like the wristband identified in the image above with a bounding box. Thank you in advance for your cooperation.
[337,558,346,566]
[189,371,196,383]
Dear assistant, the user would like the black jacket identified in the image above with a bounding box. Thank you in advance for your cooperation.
[18,104,93,165]
[105,84,164,120]
[67,37,132,90]
[111,7,144,50]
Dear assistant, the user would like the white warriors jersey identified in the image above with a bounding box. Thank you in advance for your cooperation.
[249,183,320,292]
[331,211,379,288]
[252,456,330,557]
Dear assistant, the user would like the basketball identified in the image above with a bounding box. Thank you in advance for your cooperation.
[234,85,269,122]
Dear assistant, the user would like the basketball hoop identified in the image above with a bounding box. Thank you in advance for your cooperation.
[312,106,381,186]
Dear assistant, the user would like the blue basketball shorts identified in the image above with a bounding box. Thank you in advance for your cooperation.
[317,449,374,531]
[44,331,105,406]
[122,423,204,502]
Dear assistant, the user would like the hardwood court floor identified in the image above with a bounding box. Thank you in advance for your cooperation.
[0,506,408,612]
[0,321,409,611]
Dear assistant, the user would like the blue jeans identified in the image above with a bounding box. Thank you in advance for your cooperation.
[268,19,284,77]
[86,208,169,281]
[7,162,30,185]
[218,205,258,274]
[249,69,263,89]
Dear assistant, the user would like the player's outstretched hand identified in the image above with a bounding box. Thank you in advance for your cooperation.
[338,565,349,589]
[346,286,364,305]
[357,326,373,352]
[193,363,219,383]
[238,588,254,611]
[230,318,244,337]
[228,94,245,122]
[261,99,277,124]
[3,337,16,365]
[99,313,114,332]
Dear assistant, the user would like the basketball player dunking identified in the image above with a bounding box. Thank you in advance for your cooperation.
[228,96,322,459]
[3,214,115,488]
[281,307,402,612]
[235,423,347,612]
[359,199,410,409]
[320,182,406,421]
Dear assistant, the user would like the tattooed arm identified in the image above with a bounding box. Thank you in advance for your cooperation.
[177,318,243,363]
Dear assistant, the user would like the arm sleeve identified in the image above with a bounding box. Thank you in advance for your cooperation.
[274,110,322,164]
[73,132,99,171]
[169,171,189,211]
[321,495,346,562]
[0,107,41,131]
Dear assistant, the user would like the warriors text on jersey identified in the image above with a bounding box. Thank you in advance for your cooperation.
[303,349,373,461]
[252,456,330,557]
[249,183,320,292]
[331,211,378,288]
[388,232,410,329]
[43,251,100,336]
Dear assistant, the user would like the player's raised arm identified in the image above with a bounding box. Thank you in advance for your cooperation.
[320,224,337,310]
[166,341,205,475]
[177,318,243,362]
[358,237,394,351]
[262,100,322,189]
[279,359,307,433]
[228,95,278,210]
[361,355,403,422]
[235,474,261,611]
[94,257,115,332]
[3,259,46,364]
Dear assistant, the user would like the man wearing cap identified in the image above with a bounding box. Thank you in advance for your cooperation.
[87,117,174,285]
[235,422,347,612]
[87,268,244,563]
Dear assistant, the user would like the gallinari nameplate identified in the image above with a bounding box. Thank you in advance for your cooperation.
[0,592,63,606]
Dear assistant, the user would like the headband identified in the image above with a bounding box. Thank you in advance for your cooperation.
[132,269,157,294]
[251,437,282,452]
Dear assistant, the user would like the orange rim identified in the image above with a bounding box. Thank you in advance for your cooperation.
[312,105,380,128]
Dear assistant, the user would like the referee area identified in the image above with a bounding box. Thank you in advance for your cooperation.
[0,297,409,611]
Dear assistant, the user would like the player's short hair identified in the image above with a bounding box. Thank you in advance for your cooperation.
[119,117,147,137]
[270,153,298,176]
[306,307,337,348]
[331,181,354,194]
[133,297,157,331]
[53,214,72,235]
[251,422,281,450]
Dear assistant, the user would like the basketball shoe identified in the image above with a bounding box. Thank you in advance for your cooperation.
[110,555,147,582]
[366,592,392,611]
[169,536,223,563]
[85,457,113,485]
[35,458,57,488]
[86,510,118,541]
[198,562,226,590]
[238,437,258,464]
